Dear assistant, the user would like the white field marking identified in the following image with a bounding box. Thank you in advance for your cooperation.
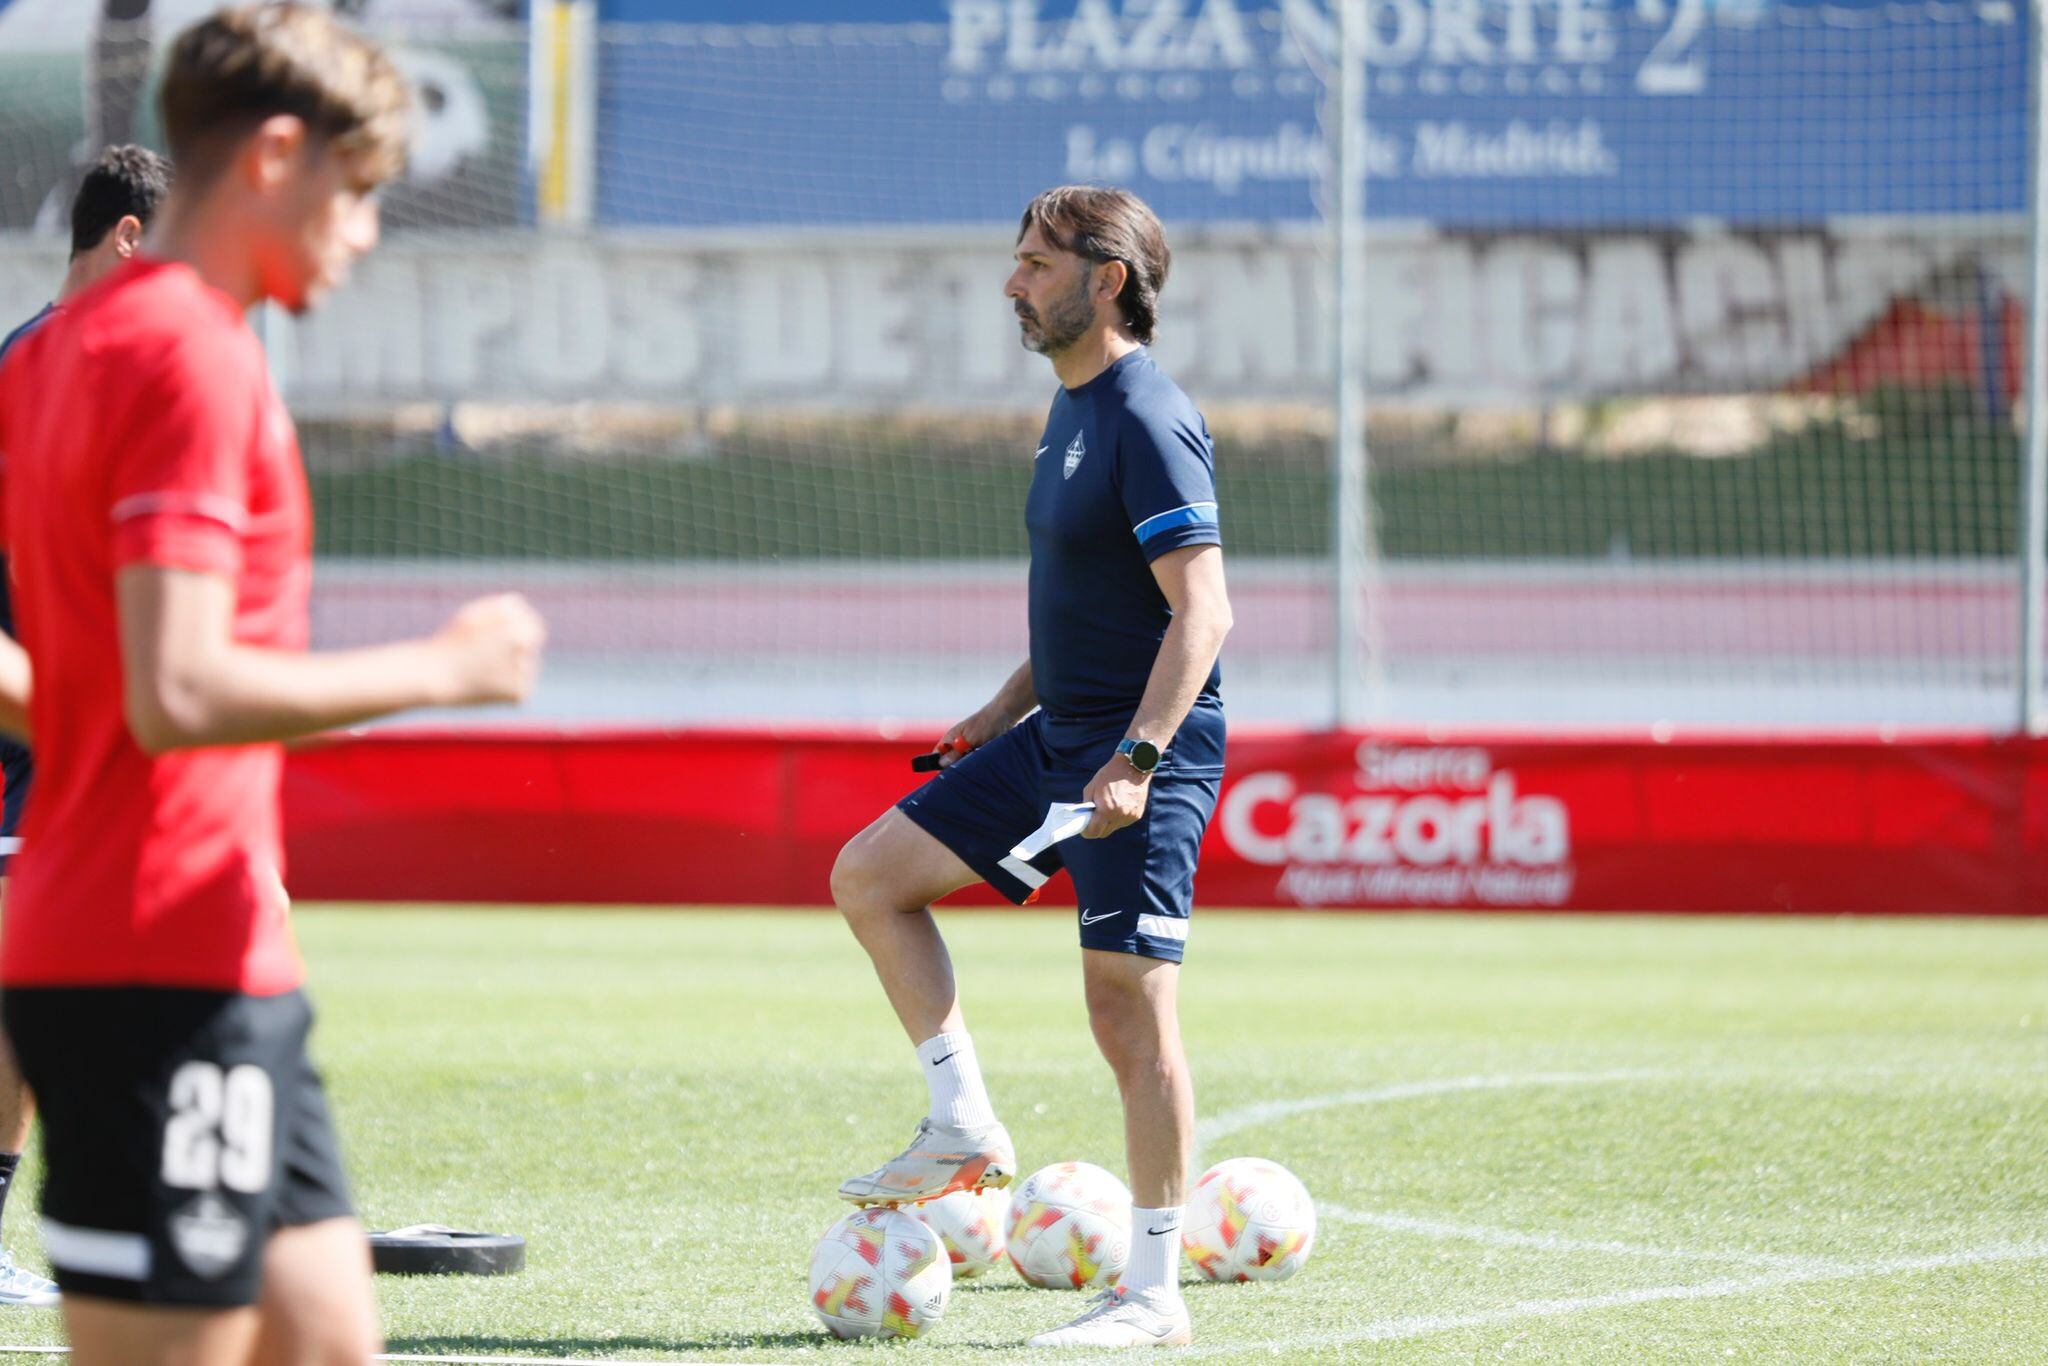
[0,1353,770,1365]
[1194,1067,2047,1353]
[1197,1061,1995,1157]
[378,1357,717,1365]
[1186,1240,2048,1354]
[1318,1203,1842,1272]
[377,1357,763,1365]
[1199,1068,1816,1275]
[380,1356,783,1365]
[1196,1068,1683,1155]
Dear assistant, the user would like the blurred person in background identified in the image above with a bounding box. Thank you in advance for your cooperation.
[0,140,173,1312]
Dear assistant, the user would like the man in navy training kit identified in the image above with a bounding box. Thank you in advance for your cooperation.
[0,143,172,1310]
[833,185,1233,1349]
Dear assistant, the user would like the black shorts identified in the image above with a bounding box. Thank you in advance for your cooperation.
[0,986,354,1306]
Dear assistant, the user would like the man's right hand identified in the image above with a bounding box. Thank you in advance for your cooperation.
[933,707,1010,768]
[436,593,546,706]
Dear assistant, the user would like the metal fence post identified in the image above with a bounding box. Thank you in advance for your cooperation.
[1329,0,1382,730]
[2022,0,2048,732]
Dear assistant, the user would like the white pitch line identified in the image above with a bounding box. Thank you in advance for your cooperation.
[1196,1068,1681,1153]
[1198,1065,2045,1350]
[1189,1239,2048,1354]
[1,1065,2017,1363]
[1198,1062,1979,1155]
[378,1356,728,1365]
[0,1352,764,1365]
[1319,1203,1841,1271]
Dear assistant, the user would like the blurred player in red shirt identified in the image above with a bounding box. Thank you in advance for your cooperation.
[0,142,172,1313]
[0,7,544,1363]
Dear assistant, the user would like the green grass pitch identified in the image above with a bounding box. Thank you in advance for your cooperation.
[2,908,2044,1361]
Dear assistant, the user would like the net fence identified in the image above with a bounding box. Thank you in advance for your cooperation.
[0,1,2034,728]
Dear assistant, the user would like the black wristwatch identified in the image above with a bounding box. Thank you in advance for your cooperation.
[1116,737,1162,775]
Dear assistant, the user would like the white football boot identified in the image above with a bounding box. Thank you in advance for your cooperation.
[1028,1285,1192,1348]
[0,1252,57,1307]
[837,1117,1015,1206]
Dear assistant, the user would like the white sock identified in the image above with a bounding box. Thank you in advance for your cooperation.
[1122,1206,1185,1297]
[916,1031,997,1130]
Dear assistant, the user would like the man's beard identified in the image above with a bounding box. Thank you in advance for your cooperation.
[1016,275,1095,356]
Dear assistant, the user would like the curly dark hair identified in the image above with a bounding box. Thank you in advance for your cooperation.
[69,143,170,258]
[1017,185,1172,345]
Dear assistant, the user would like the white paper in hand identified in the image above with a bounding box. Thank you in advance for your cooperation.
[997,801,1096,891]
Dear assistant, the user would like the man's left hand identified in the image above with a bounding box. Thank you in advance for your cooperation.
[1082,754,1151,838]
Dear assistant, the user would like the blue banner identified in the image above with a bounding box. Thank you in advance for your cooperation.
[599,1,947,18]
[597,1,2028,229]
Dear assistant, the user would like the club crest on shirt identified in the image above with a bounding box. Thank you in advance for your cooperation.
[1063,432,1086,479]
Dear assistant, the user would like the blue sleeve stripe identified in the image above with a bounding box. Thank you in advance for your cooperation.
[1132,502,1219,542]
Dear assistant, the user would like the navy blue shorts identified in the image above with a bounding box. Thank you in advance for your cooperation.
[897,712,1220,963]
[0,736,27,876]
[0,555,22,875]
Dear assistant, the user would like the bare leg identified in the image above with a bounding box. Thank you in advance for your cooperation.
[0,876,36,1271]
[250,1217,381,1366]
[0,878,55,1306]
[830,808,982,1044]
[63,1297,259,1366]
[0,1032,31,1157]
[832,809,1015,1203]
[0,882,34,1156]
[1081,949,1193,1210]
[1022,949,1197,1341]
[61,1219,377,1366]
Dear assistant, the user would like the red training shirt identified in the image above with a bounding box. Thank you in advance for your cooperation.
[0,258,310,994]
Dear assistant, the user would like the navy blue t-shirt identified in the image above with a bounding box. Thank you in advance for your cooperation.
[1025,348,1224,778]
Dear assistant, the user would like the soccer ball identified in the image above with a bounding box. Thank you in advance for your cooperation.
[1005,1161,1131,1289]
[1183,1157,1317,1283]
[806,1207,951,1340]
[914,1186,1011,1279]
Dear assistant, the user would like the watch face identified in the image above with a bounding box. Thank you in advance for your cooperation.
[1128,740,1162,772]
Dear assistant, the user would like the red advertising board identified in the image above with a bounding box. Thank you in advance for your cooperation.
[282,727,2048,915]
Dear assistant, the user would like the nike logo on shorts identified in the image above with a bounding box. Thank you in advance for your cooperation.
[1078,909,1119,926]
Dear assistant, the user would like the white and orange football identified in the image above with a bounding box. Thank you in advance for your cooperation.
[1183,1156,1317,1283]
